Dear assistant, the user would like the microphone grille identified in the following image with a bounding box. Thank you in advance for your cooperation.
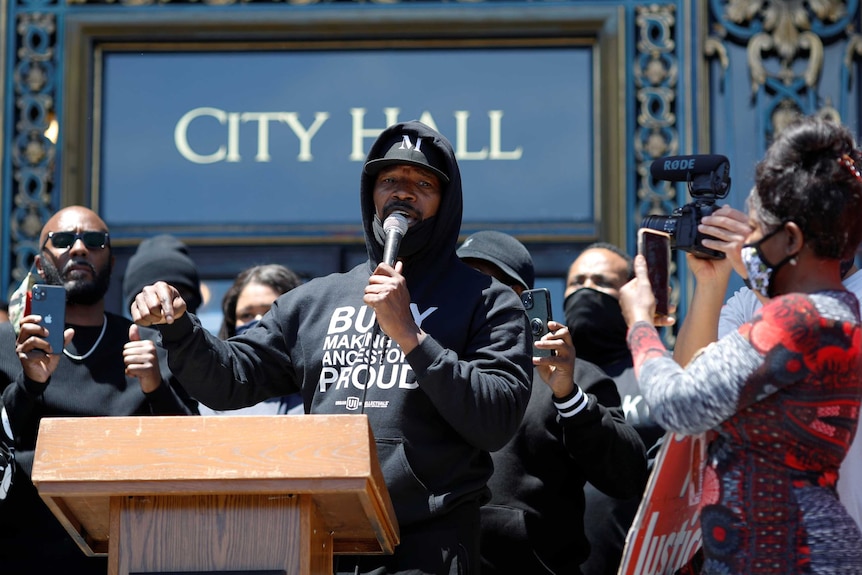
[383,212,409,235]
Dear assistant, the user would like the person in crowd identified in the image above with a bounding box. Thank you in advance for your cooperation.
[120,232,203,411]
[0,301,8,323]
[674,195,862,535]
[200,263,304,415]
[457,230,648,575]
[0,206,199,575]
[620,116,862,573]
[122,233,204,314]
[564,242,666,575]
[130,120,533,575]
[217,263,303,339]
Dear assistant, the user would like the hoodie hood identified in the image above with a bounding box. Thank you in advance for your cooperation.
[361,121,463,275]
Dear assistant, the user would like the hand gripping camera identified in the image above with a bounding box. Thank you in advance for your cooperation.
[641,154,731,260]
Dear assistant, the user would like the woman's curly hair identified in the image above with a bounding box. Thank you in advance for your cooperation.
[753,116,862,260]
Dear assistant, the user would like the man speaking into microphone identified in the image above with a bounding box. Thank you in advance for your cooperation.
[130,120,533,575]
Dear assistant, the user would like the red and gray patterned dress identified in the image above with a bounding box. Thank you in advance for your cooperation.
[629,290,862,574]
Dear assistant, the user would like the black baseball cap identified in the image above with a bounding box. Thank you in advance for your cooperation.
[364,135,450,185]
[457,231,535,290]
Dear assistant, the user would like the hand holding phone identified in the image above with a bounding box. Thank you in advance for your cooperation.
[637,229,671,320]
[521,288,554,357]
[30,284,67,354]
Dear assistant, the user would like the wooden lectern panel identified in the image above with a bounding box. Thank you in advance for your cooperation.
[111,493,326,574]
[32,415,398,574]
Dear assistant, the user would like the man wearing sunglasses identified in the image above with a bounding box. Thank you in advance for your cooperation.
[0,205,198,575]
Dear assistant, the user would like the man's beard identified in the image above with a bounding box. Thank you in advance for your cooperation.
[40,255,112,306]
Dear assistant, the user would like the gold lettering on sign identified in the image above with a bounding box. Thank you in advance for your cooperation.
[175,108,523,164]
[349,107,402,161]
[175,108,330,164]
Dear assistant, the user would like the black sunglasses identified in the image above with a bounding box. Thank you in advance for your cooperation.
[44,231,110,250]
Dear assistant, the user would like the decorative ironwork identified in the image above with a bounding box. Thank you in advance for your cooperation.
[9,13,57,287]
[708,0,861,137]
[632,3,680,338]
[634,4,678,223]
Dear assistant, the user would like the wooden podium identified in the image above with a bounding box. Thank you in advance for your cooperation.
[31,415,399,575]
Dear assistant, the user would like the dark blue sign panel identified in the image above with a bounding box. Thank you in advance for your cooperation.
[99,46,595,237]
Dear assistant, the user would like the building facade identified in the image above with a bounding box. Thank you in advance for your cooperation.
[2,0,860,324]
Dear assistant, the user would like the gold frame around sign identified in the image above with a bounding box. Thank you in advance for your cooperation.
[62,6,627,247]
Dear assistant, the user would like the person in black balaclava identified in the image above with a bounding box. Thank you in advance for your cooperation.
[563,242,665,575]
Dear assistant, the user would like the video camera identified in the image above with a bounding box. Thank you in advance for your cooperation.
[640,154,731,260]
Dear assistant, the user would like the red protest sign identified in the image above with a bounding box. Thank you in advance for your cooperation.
[619,432,706,575]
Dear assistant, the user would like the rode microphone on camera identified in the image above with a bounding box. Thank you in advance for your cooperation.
[650,154,731,199]
[650,154,729,182]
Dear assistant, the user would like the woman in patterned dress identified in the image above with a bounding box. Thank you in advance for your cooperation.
[621,117,862,575]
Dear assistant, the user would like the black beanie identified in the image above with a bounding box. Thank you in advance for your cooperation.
[122,234,202,313]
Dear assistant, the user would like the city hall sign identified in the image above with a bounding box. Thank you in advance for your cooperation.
[98,47,594,230]
[174,107,524,164]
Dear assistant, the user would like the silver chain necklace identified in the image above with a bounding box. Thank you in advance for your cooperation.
[63,314,107,361]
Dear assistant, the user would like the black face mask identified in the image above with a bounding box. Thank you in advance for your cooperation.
[563,287,631,368]
[372,214,437,262]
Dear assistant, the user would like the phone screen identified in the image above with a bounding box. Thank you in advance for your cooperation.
[638,229,671,318]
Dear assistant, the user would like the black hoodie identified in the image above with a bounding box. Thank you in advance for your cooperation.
[157,121,533,528]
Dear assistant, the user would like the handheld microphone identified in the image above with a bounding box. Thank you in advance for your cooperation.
[382,212,409,266]
[650,154,730,182]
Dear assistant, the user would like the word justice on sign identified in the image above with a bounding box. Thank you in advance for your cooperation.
[174,107,523,164]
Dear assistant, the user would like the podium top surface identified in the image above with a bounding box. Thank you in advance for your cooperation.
[33,414,384,492]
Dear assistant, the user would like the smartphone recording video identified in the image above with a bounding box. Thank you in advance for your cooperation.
[521,288,554,357]
[637,228,671,320]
